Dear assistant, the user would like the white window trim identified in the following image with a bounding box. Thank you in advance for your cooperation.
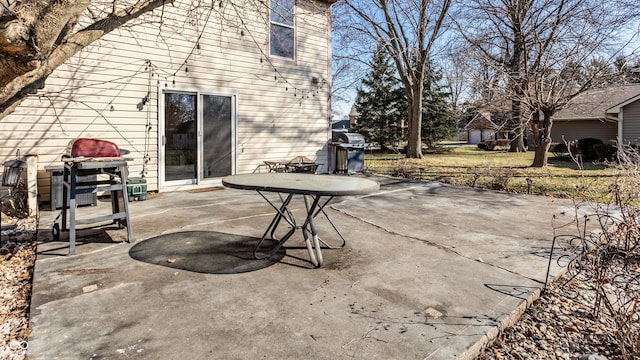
[269,0,296,61]
[158,87,238,192]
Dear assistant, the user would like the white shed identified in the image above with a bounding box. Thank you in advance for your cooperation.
[464,112,500,144]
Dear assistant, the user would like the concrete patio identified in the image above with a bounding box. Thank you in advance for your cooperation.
[29,175,583,359]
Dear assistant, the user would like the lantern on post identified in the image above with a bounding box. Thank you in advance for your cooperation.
[2,150,26,189]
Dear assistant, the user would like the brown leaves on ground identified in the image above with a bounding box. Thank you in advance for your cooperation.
[477,267,639,360]
[0,216,37,360]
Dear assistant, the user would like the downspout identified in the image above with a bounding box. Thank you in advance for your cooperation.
[326,2,333,174]
[617,112,623,148]
[612,111,624,161]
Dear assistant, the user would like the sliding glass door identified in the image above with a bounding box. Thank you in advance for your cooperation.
[161,90,236,188]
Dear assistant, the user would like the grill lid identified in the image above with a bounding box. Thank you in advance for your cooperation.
[65,138,121,158]
[336,132,365,144]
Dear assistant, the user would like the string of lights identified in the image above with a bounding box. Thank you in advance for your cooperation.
[41,0,332,168]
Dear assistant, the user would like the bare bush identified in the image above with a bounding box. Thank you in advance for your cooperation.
[548,144,640,358]
[391,159,413,179]
[488,168,513,191]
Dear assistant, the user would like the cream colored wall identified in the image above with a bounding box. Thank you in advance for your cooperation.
[0,0,333,204]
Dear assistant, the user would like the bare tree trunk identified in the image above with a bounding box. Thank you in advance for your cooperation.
[532,139,551,167]
[406,91,423,158]
[531,109,553,167]
[508,98,527,152]
[512,130,527,151]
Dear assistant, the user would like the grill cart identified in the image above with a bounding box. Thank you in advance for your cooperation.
[51,138,134,255]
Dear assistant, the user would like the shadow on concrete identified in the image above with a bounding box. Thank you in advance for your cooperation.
[484,283,539,300]
[36,227,121,257]
[129,231,284,274]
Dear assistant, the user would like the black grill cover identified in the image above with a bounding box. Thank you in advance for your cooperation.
[336,132,365,144]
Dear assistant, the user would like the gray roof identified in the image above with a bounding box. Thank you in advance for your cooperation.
[553,84,640,120]
[464,112,499,130]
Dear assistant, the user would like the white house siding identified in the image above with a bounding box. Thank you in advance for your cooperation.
[551,120,617,143]
[0,0,333,203]
[621,100,640,145]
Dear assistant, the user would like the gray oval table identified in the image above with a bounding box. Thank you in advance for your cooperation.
[222,173,380,267]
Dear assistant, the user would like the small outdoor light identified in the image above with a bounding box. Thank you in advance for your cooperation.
[2,150,26,189]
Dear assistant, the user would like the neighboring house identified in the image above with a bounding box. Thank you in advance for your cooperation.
[348,102,359,128]
[0,0,336,204]
[331,119,350,130]
[606,90,640,146]
[464,111,506,144]
[551,84,640,145]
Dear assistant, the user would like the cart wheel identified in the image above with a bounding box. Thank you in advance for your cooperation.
[52,223,60,241]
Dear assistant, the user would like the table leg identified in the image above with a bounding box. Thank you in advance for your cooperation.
[312,196,346,249]
[268,193,295,241]
[118,165,134,242]
[254,193,333,267]
[253,193,297,259]
[68,165,77,255]
[61,166,68,232]
[303,195,323,267]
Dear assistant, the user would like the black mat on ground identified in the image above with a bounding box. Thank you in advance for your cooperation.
[129,231,284,274]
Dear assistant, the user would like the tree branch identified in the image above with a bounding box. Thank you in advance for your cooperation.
[0,0,171,119]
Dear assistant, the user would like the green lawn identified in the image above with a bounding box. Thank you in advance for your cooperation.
[364,145,630,204]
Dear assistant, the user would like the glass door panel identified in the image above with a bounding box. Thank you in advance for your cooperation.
[202,95,232,178]
[164,93,197,182]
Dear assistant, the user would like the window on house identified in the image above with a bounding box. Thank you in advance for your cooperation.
[270,0,295,60]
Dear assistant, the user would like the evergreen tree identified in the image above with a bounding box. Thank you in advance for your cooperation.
[354,45,405,151]
[614,56,640,84]
[355,46,456,151]
[421,64,457,148]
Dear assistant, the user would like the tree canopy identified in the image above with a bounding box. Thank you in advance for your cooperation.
[3,0,640,169]
[337,0,453,158]
[420,64,456,149]
[456,0,640,167]
[0,0,172,119]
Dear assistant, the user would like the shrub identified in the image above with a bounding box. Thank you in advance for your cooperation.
[489,168,513,190]
[496,139,511,148]
[593,143,617,162]
[548,144,640,357]
[577,138,603,161]
[549,142,567,155]
[484,140,496,150]
[391,159,412,178]
[480,139,510,151]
